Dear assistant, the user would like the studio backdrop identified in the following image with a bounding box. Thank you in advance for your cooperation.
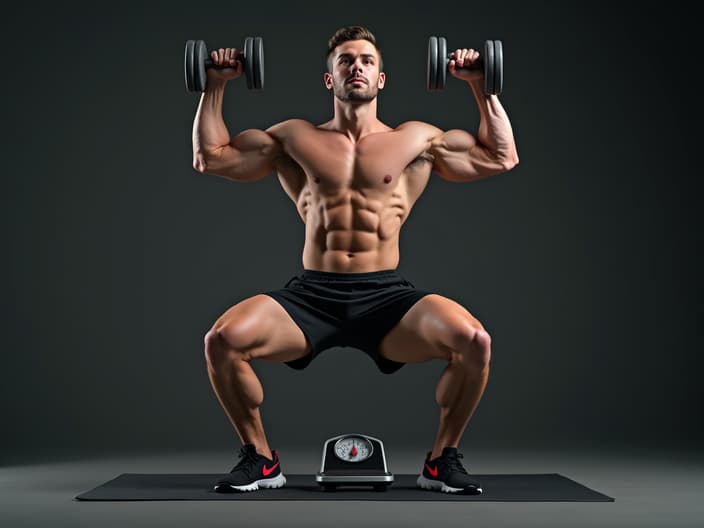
[2,0,701,459]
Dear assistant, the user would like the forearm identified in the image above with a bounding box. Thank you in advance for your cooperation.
[192,79,232,168]
[467,80,519,168]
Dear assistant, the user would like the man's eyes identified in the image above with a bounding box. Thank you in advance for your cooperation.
[339,58,373,64]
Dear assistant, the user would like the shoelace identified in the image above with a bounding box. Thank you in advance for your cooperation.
[230,448,261,475]
[444,452,469,474]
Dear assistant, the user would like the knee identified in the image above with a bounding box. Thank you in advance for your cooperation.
[472,329,492,368]
[204,329,226,368]
[203,326,249,368]
[451,325,491,369]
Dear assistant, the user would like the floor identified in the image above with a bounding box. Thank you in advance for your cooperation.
[2,446,702,527]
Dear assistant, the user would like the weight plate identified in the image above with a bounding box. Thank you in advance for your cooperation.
[253,36,264,89]
[195,40,208,92]
[184,40,195,92]
[427,36,438,91]
[483,40,495,95]
[437,36,447,90]
[493,40,503,95]
[244,37,254,90]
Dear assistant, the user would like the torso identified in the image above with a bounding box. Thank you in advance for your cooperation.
[270,119,440,272]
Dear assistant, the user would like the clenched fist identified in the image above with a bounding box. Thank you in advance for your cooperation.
[448,48,483,82]
[207,47,244,82]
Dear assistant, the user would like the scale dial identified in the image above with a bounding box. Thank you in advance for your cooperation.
[333,435,374,462]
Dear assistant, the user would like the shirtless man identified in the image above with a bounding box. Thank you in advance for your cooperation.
[194,26,518,494]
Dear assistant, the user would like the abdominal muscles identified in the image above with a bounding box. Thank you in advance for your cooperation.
[301,190,406,272]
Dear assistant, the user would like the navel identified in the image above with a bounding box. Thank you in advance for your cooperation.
[314,177,320,183]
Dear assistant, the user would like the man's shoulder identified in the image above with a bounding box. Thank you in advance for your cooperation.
[395,120,443,136]
[266,118,315,135]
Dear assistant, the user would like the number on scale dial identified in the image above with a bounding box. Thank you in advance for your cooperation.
[333,435,374,462]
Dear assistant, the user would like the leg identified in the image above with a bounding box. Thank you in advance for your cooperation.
[378,294,491,460]
[204,294,311,460]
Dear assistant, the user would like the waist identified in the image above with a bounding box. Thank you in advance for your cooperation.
[301,268,400,281]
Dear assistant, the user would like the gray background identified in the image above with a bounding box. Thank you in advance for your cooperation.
[2,0,701,462]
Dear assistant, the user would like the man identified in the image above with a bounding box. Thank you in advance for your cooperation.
[194,25,518,494]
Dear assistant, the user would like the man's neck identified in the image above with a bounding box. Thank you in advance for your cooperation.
[329,98,384,141]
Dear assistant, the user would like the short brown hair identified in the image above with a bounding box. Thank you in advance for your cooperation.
[325,26,383,72]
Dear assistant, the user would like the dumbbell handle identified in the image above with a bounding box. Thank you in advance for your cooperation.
[445,55,484,71]
[203,57,244,69]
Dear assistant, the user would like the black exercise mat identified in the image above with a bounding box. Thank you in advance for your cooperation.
[75,473,614,502]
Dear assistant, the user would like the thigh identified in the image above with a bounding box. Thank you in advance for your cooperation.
[209,294,312,363]
[378,294,486,364]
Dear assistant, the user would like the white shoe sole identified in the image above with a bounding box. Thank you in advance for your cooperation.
[216,473,287,492]
[417,474,482,494]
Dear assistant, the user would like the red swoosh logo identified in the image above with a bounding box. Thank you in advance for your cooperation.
[262,461,280,476]
[425,464,438,477]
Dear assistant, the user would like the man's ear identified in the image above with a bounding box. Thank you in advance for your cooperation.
[378,72,386,89]
[323,72,333,90]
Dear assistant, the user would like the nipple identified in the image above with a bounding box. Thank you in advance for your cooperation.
[384,175,392,184]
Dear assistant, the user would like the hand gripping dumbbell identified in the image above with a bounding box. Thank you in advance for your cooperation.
[184,37,265,93]
[426,37,503,95]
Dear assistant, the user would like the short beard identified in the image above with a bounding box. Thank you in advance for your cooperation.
[335,82,377,103]
[335,79,378,103]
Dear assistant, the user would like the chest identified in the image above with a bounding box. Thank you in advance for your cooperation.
[286,129,429,190]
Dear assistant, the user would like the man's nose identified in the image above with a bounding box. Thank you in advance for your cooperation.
[351,59,365,72]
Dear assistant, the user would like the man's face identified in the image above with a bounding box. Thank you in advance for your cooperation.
[324,40,385,103]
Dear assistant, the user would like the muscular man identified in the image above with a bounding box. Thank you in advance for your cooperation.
[194,26,518,494]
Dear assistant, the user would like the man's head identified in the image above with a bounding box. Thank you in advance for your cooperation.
[324,26,385,103]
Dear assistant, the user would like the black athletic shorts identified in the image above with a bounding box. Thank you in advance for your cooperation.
[262,269,433,374]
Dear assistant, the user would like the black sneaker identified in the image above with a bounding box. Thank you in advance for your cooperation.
[417,447,483,494]
[214,444,286,492]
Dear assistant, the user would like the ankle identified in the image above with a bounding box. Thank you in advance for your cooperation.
[255,446,273,460]
[429,445,456,460]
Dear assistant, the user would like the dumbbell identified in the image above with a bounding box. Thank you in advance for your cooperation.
[426,37,503,95]
[184,37,265,93]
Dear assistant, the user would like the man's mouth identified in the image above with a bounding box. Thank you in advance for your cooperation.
[347,77,367,84]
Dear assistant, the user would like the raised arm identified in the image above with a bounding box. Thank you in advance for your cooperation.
[429,47,519,182]
[191,46,283,182]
